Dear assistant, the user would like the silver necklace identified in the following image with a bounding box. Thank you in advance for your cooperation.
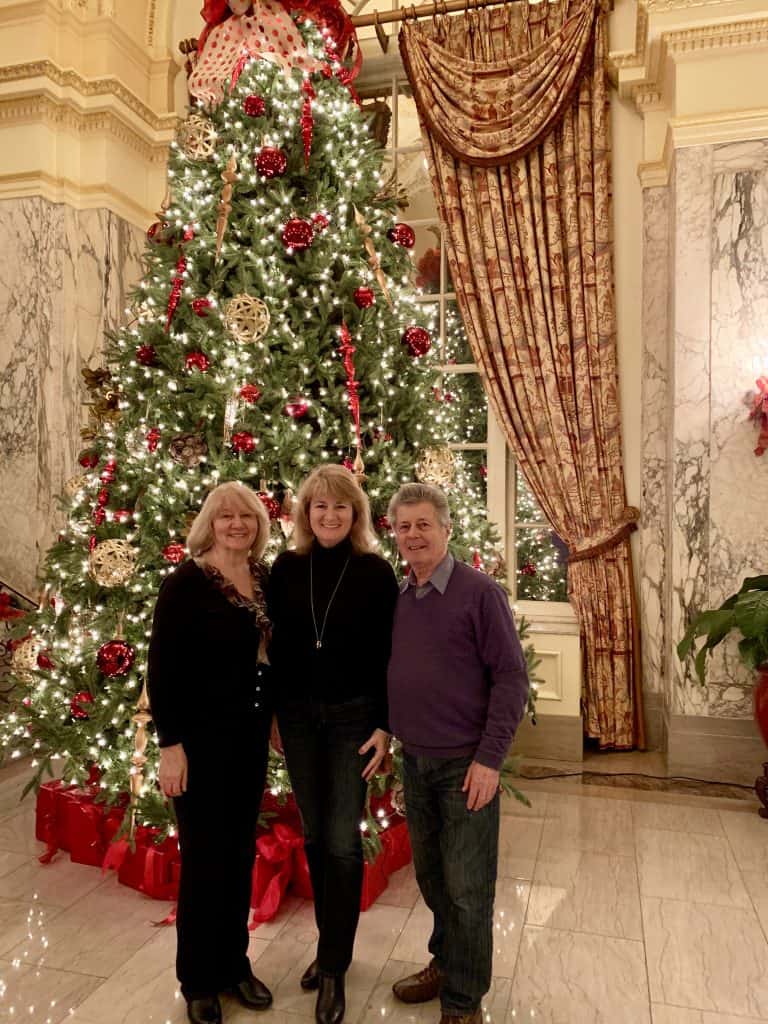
[309,550,350,650]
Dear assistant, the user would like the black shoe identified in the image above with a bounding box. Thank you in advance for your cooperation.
[186,995,222,1024]
[316,973,345,1024]
[301,959,320,991]
[229,971,273,1010]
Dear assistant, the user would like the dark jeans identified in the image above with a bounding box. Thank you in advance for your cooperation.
[173,719,269,999]
[278,697,373,975]
[403,753,499,1014]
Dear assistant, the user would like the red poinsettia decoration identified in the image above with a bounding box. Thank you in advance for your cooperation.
[0,593,25,621]
[748,376,768,456]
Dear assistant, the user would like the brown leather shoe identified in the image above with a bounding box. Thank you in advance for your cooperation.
[439,1011,481,1024]
[392,960,444,1003]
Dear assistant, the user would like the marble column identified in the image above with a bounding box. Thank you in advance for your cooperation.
[0,199,144,597]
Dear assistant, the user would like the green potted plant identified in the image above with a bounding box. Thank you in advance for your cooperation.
[677,574,768,746]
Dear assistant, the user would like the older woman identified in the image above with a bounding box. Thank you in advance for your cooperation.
[148,481,273,1024]
[268,465,399,1024]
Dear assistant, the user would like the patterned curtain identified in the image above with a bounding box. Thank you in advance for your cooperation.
[400,0,644,749]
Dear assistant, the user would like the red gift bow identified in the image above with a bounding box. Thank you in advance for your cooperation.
[250,822,304,927]
[199,0,234,48]
[749,376,768,456]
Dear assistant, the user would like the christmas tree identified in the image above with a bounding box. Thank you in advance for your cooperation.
[1,8,516,839]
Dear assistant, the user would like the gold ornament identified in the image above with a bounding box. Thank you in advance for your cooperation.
[354,206,392,309]
[223,294,270,345]
[391,783,406,817]
[11,637,40,676]
[169,433,208,468]
[415,447,455,489]
[178,113,217,160]
[64,474,89,498]
[89,539,138,588]
[215,154,238,262]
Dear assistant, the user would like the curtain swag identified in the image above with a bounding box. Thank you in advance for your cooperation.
[399,0,606,167]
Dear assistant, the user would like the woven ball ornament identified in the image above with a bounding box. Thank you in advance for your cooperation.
[185,351,210,373]
[223,294,270,344]
[255,146,287,178]
[239,384,262,404]
[169,433,208,468]
[97,640,135,678]
[258,492,282,521]
[387,223,416,249]
[163,543,186,564]
[231,431,256,454]
[281,218,314,252]
[353,287,375,309]
[243,94,266,117]
[178,113,218,160]
[89,539,138,588]
[64,474,89,498]
[402,325,431,357]
[284,395,310,418]
[415,446,456,489]
[11,637,40,675]
[70,690,94,721]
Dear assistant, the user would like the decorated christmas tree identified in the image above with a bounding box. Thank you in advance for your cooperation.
[0,3,522,845]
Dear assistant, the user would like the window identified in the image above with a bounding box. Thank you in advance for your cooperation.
[360,72,571,612]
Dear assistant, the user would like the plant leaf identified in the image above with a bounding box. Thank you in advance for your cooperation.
[741,575,768,592]
[733,591,768,639]
[677,609,735,662]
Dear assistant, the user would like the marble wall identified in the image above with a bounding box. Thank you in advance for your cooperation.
[0,199,144,597]
[642,140,768,729]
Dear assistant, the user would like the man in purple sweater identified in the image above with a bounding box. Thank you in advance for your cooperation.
[386,482,529,1024]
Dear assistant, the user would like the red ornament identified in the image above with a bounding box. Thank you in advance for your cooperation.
[162,543,186,565]
[185,351,210,373]
[191,297,212,317]
[79,451,98,469]
[284,395,310,418]
[387,223,416,249]
[231,431,256,454]
[146,427,161,453]
[239,384,262,404]
[113,508,133,524]
[472,551,484,570]
[89,535,97,552]
[353,287,375,309]
[281,218,314,252]
[402,325,431,358]
[182,227,196,242]
[100,458,117,483]
[376,515,391,532]
[243,94,266,117]
[255,146,287,178]
[342,457,354,471]
[136,345,157,366]
[96,488,110,507]
[97,640,135,678]
[93,507,106,525]
[70,690,94,720]
[258,492,281,521]
[479,465,488,480]
[0,594,25,621]
[165,252,188,333]
[312,212,329,232]
[36,653,54,670]
[146,221,168,244]
[521,561,537,577]
[301,79,315,169]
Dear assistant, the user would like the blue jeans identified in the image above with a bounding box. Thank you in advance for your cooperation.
[278,696,374,975]
[403,753,499,1014]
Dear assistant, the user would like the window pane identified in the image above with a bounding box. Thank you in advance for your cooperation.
[454,448,488,506]
[361,96,393,151]
[442,371,487,444]
[414,229,441,294]
[396,150,436,219]
[396,86,422,149]
[516,466,546,523]
[515,527,569,601]
[444,299,473,364]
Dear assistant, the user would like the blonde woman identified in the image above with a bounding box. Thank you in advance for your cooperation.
[148,481,273,1024]
[267,465,399,1024]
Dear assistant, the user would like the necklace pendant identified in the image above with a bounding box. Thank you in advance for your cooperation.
[316,640,322,650]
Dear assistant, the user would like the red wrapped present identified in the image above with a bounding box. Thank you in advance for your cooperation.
[64,791,107,867]
[250,822,304,926]
[290,846,314,900]
[360,853,388,911]
[259,790,302,833]
[35,780,76,860]
[118,826,179,900]
[380,819,411,875]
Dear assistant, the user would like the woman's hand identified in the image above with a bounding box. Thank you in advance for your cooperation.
[270,716,284,756]
[359,728,390,781]
[158,743,188,798]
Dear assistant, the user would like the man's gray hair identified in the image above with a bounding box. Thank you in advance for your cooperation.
[387,482,452,529]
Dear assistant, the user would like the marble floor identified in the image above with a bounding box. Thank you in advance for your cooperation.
[0,762,765,1024]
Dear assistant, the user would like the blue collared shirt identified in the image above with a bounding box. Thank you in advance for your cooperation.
[400,552,455,600]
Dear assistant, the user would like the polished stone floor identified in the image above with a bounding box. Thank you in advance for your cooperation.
[0,757,764,1024]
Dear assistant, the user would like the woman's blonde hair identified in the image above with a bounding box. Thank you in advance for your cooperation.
[186,481,270,560]
[292,465,377,555]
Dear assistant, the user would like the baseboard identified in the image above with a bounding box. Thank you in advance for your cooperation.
[667,713,766,787]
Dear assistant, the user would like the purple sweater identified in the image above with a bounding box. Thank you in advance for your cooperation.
[387,560,530,770]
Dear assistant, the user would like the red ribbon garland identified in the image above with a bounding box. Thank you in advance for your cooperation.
[301,79,315,169]
[165,253,188,334]
[338,322,362,450]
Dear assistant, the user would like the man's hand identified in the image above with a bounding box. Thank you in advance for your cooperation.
[270,716,284,755]
[462,761,500,811]
[159,743,188,798]
[359,729,390,781]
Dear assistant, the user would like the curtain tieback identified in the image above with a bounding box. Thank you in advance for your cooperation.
[567,507,640,564]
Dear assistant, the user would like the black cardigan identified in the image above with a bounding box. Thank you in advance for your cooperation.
[267,539,399,730]
[147,560,269,748]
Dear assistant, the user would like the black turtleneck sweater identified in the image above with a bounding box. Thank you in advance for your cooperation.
[267,539,399,730]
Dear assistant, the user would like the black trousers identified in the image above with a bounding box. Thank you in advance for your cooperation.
[173,717,269,999]
[278,697,373,975]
